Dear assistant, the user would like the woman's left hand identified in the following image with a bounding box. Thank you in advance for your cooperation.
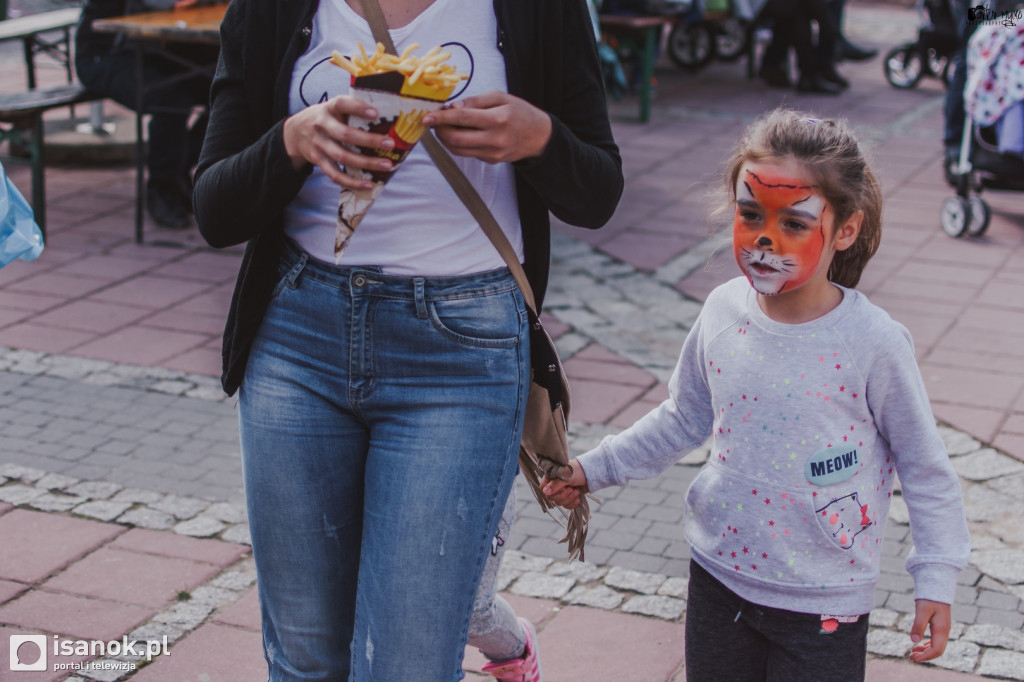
[422,91,552,164]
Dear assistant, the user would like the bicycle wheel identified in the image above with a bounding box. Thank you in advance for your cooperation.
[668,22,715,70]
[714,19,749,61]
[883,45,924,89]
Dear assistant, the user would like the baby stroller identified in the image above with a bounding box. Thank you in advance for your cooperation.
[941,19,1024,238]
[884,0,960,88]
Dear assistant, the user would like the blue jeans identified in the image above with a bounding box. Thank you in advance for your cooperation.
[239,241,530,681]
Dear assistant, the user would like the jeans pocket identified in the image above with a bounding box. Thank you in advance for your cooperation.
[427,291,521,349]
[270,252,308,300]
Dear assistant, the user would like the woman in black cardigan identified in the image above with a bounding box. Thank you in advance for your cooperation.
[194,0,622,679]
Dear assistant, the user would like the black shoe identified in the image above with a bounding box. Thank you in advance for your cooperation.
[835,40,878,63]
[796,75,844,95]
[759,64,792,88]
[820,67,850,89]
[147,182,191,229]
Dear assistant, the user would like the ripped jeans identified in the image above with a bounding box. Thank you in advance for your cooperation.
[239,241,529,681]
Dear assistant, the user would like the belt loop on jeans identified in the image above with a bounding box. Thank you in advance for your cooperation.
[286,252,307,290]
[413,277,427,319]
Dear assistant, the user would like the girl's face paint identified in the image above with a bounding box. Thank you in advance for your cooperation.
[733,160,832,296]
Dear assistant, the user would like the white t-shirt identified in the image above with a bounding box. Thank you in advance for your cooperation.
[283,0,524,275]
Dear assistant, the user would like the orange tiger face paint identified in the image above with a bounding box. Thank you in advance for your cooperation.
[733,161,832,296]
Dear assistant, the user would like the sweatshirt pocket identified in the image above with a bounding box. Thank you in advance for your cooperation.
[685,463,872,586]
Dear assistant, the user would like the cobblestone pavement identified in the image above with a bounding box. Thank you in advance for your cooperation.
[2,1,1024,679]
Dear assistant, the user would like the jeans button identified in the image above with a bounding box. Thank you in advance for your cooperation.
[353,274,367,287]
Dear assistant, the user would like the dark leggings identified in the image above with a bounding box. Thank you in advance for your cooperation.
[684,560,869,682]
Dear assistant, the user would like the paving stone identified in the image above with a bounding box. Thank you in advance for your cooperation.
[887,493,910,525]
[657,576,689,598]
[150,495,209,520]
[112,488,166,505]
[866,628,911,657]
[927,639,980,673]
[35,472,80,490]
[209,568,258,592]
[221,523,251,546]
[66,480,124,500]
[869,608,901,628]
[174,516,226,538]
[953,449,1024,482]
[0,463,46,481]
[977,649,1024,680]
[940,428,982,457]
[74,499,134,522]
[202,501,246,524]
[28,492,88,513]
[546,560,606,584]
[128,622,185,648]
[43,547,221,609]
[126,622,265,681]
[502,551,553,574]
[972,549,1024,586]
[0,508,125,583]
[0,590,151,642]
[0,484,45,505]
[604,566,666,595]
[109,528,248,566]
[565,585,624,610]
[184,586,237,611]
[976,608,1024,630]
[151,602,215,631]
[989,473,1024,503]
[118,508,176,530]
[509,572,576,600]
[621,595,685,621]
[964,623,1024,651]
[211,587,261,631]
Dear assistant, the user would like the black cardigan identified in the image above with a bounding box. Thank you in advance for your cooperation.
[194,0,624,395]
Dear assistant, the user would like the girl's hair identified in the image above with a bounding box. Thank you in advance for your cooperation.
[722,109,882,287]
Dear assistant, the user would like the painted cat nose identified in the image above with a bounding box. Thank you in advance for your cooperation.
[757,236,772,247]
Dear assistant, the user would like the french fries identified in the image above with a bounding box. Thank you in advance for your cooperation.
[329,42,467,91]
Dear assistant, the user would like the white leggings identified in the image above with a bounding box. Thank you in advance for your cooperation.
[468,487,527,662]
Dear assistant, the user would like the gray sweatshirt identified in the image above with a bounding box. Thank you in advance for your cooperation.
[578,277,970,616]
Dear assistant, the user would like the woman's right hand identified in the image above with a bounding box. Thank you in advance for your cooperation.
[282,95,396,191]
[541,458,588,510]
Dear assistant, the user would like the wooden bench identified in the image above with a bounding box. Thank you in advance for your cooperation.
[0,85,103,238]
[599,14,674,123]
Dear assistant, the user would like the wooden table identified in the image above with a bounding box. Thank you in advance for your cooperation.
[93,3,227,242]
[0,7,81,89]
[599,14,673,124]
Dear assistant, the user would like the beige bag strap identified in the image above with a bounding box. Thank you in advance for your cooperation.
[358,0,538,313]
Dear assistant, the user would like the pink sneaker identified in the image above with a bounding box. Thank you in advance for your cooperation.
[479,617,542,682]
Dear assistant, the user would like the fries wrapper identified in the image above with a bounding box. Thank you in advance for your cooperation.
[334,72,455,261]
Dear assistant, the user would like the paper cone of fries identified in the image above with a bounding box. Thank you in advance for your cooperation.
[330,44,467,261]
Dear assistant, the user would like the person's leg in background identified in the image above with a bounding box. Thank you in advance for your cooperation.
[826,0,877,62]
[471,487,542,682]
[759,0,843,94]
[74,49,213,228]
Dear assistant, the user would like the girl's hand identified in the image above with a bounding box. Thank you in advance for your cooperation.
[422,91,553,164]
[541,458,588,510]
[909,599,951,663]
[282,95,396,190]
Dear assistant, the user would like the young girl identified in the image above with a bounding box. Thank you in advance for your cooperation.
[543,109,970,681]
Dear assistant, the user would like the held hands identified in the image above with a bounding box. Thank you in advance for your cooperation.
[282,95,395,191]
[422,92,553,164]
[909,599,952,663]
[541,458,588,510]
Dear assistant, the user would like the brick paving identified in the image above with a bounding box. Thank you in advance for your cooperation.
[1,1,1023,680]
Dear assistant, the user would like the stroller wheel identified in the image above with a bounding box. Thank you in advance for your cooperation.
[883,45,924,89]
[941,196,971,238]
[668,22,715,70]
[967,196,991,237]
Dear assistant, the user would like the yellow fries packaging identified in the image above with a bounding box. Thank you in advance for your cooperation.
[329,42,468,261]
